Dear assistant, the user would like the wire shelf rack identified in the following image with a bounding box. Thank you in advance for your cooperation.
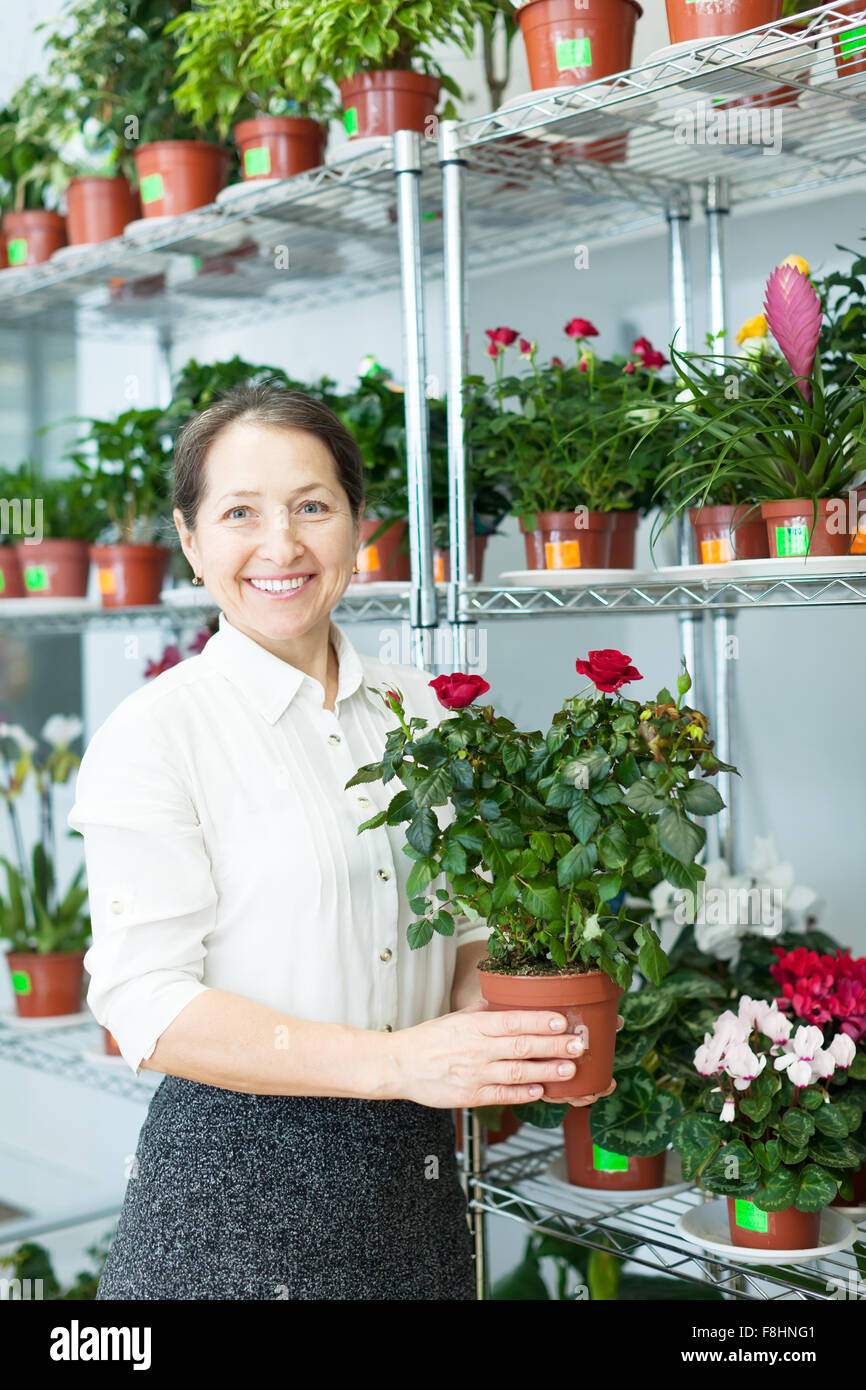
[0,1014,159,1105]
[475,1126,866,1301]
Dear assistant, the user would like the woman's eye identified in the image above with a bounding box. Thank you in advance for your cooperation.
[225,506,251,520]
[299,500,327,516]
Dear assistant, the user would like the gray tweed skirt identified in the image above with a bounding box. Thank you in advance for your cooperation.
[96,1074,476,1301]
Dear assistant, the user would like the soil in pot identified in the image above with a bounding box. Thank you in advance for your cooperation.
[433,535,488,583]
[666,0,782,45]
[132,142,231,218]
[726,1196,821,1250]
[6,949,86,1018]
[3,211,66,267]
[91,543,170,607]
[564,1105,666,1189]
[760,497,852,558]
[13,539,91,597]
[520,510,614,569]
[0,548,25,597]
[689,503,769,562]
[831,2,866,79]
[66,176,139,244]
[476,961,623,1101]
[234,116,327,179]
[518,0,643,91]
[352,519,411,583]
[338,72,440,139]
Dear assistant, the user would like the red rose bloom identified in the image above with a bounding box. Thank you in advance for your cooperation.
[632,336,653,358]
[550,355,565,368]
[641,348,668,369]
[485,326,519,346]
[578,359,588,373]
[575,649,643,693]
[564,317,598,339]
[429,673,491,709]
[623,362,636,374]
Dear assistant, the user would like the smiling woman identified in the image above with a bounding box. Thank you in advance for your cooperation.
[66,379,591,1302]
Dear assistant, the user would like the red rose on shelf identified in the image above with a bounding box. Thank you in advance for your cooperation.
[641,348,668,369]
[550,355,565,368]
[487,342,501,358]
[575,649,643,693]
[485,326,519,346]
[623,361,636,374]
[632,336,653,357]
[564,317,598,339]
[429,673,491,709]
[578,359,588,373]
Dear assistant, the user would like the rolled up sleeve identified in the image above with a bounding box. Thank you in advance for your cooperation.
[67,709,217,1077]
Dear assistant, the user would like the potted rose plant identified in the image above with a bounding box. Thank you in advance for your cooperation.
[166,0,337,180]
[264,0,497,141]
[1,718,90,1018]
[672,995,865,1250]
[347,647,734,1100]
[466,322,675,569]
[67,407,174,606]
[638,255,866,562]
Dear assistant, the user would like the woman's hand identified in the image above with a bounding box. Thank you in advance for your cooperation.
[539,1013,624,1108]
[388,1001,590,1109]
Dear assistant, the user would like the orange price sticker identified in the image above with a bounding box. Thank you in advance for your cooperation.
[356,544,380,573]
[97,567,116,595]
[433,553,446,582]
[700,537,732,564]
[851,519,866,555]
[545,539,582,569]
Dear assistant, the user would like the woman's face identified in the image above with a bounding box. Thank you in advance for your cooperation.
[173,419,363,646]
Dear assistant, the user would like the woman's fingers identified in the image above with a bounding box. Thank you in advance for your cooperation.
[616,1014,624,1031]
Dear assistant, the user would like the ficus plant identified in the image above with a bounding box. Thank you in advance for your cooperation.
[65,408,175,545]
[346,648,736,991]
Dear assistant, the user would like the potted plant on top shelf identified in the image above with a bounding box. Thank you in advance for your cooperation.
[516,0,643,94]
[0,717,91,1018]
[264,0,498,141]
[166,0,337,181]
[348,647,736,1100]
[67,407,174,607]
[34,0,231,221]
[465,321,677,570]
[0,86,69,266]
[665,0,783,45]
[636,255,866,563]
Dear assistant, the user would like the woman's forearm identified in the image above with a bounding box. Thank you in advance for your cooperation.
[140,989,400,1100]
[451,941,489,1011]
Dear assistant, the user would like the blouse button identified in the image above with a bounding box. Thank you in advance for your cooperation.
[327,733,341,745]
[377,868,392,882]
[109,899,123,914]
[356,795,371,808]
[379,947,392,962]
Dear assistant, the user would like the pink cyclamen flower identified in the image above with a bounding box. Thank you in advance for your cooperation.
[564,317,598,339]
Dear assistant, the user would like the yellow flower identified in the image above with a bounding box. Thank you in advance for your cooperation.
[736,314,768,346]
[779,253,810,276]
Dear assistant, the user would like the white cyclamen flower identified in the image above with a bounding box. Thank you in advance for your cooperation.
[773,1053,814,1087]
[828,1034,857,1069]
[754,1003,793,1044]
[712,1010,751,1051]
[41,714,83,748]
[808,1049,836,1082]
[720,1100,736,1124]
[695,1038,725,1075]
[724,1042,767,1091]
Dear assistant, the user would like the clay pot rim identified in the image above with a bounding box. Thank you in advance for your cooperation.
[233,115,327,138]
[6,947,87,960]
[759,496,844,512]
[477,963,616,983]
[89,542,171,555]
[688,502,764,522]
[66,174,131,188]
[3,209,65,225]
[517,0,643,22]
[132,140,231,161]
[14,537,90,549]
[519,510,617,530]
[338,70,441,96]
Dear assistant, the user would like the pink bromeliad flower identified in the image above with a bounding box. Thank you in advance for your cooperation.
[763,261,823,403]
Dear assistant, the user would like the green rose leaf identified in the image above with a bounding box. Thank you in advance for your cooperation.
[679,780,725,815]
[405,808,439,856]
[529,830,555,863]
[522,879,562,921]
[413,765,451,807]
[624,779,669,814]
[406,857,437,897]
[657,808,705,866]
[567,800,601,845]
[407,918,435,949]
[556,841,598,887]
[597,826,629,870]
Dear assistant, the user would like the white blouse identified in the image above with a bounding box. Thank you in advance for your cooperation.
[67,611,490,1076]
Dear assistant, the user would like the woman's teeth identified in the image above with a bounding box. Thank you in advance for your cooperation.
[247,576,311,593]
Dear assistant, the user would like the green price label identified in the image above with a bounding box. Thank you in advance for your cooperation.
[0,568,5,594]
[10,970,32,995]
[139,172,164,205]
[23,564,48,591]
[343,106,359,136]
[592,1144,628,1172]
[244,145,271,177]
[840,26,866,58]
[555,37,592,70]
[7,237,28,265]
[734,1199,768,1233]
[775,523,809,557]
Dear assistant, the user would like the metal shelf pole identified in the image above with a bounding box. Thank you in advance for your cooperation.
[440,120,477,674]
[705,176,736,868]
[394,131,437,672]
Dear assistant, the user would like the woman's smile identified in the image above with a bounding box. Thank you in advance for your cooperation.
[243,574,316,598]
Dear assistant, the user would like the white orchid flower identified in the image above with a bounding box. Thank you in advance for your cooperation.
[0,723,37,755]
[41,714,83,748]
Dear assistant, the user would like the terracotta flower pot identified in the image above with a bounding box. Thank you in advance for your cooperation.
[13,539,91,597]
[338,71,440,139]
[851,483,866,554]
[103,1026,122,1057]
[520,510,615,570]
[608,509,639,566]
[0,232,7,269]
[689,503,769,563]
[760,497,851,558]
[0,548,25,597]
[564,1105,666,1189]
[517,0,643,91]
[831,2,866,78]
[433,535,488,583]
[665,0,782,44]
[832,1159,866,1208]
[351,519,411,583]
[714,20,811,110]
[453,1106,523,1149]
[66,176,139,245]
[234,116,327,180]
[6,949,86,1018]
[3,210,66,267]
[90,543,170,607]
[132,141,231,218]
[726,1196,821,1250]
[476,964,623,1101]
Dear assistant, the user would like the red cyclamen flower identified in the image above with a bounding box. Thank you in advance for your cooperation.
[575,649,643,693]
[429,673,491,709]
[564,317,598,339]
[763,263,822,403]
